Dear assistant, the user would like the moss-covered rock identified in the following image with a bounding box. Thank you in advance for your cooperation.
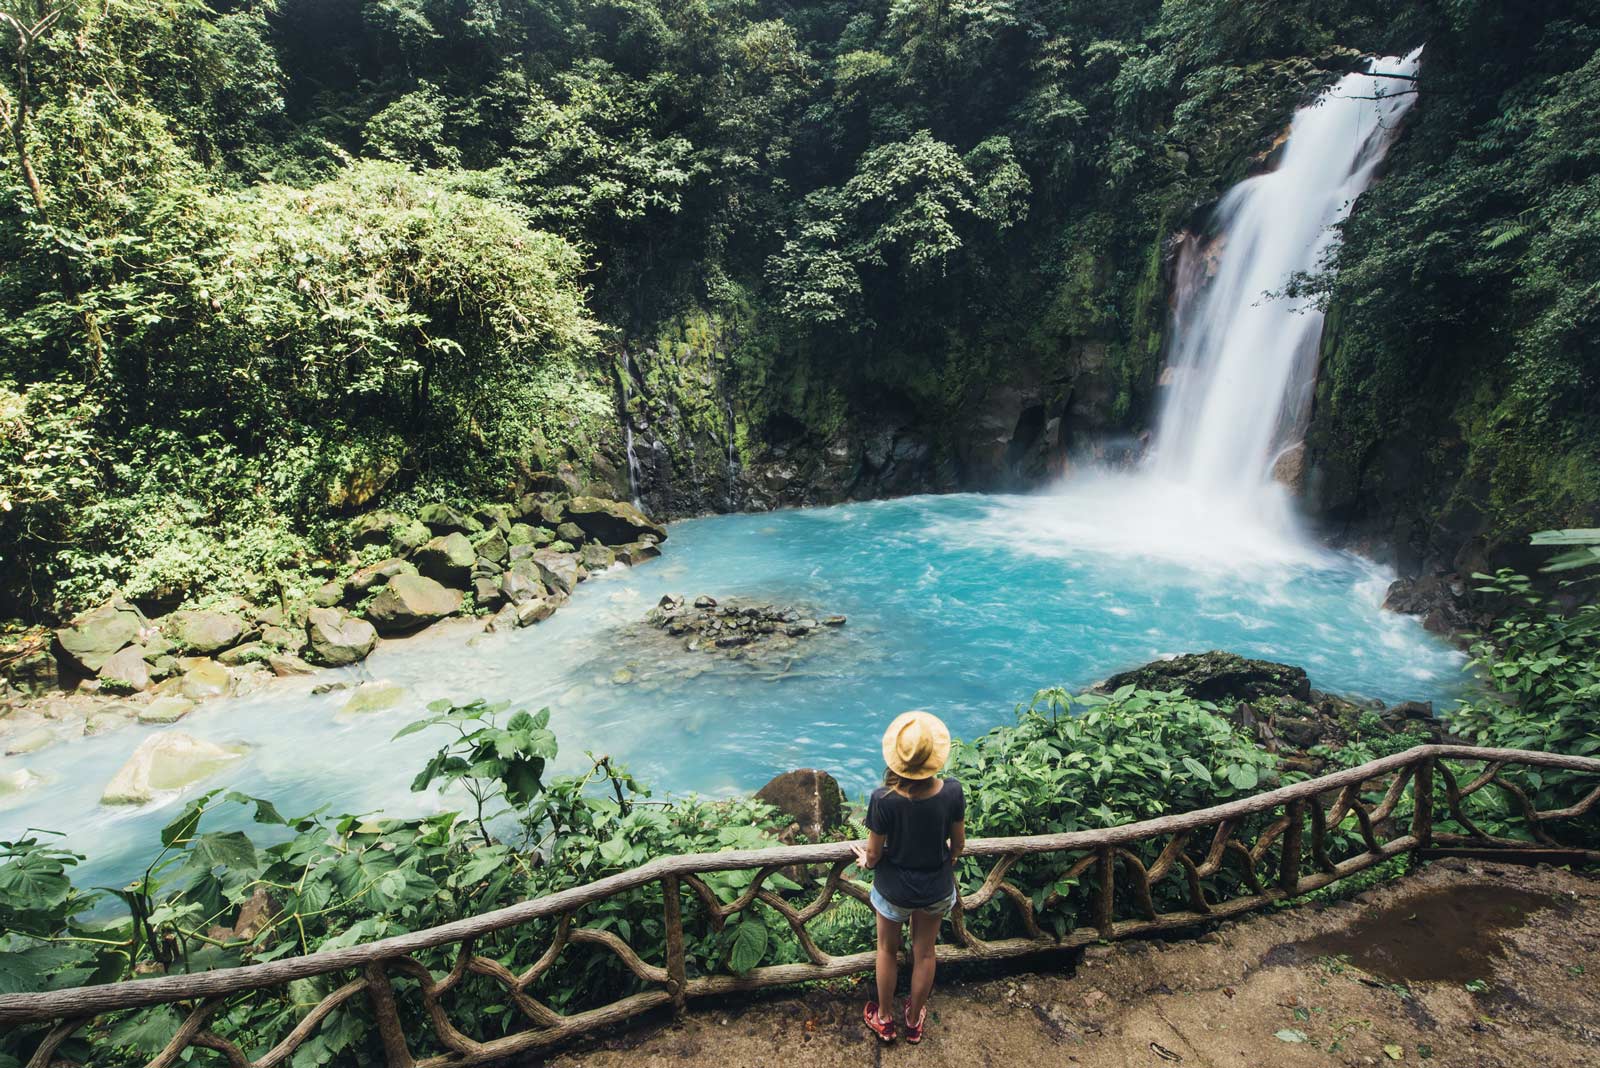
[1100,651,1312,704]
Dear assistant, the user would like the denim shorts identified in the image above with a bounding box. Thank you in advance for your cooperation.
[869,884,958,924]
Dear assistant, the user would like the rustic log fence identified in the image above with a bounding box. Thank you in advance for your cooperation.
[3,743,1598,1066]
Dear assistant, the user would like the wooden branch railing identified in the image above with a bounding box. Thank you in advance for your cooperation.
[3,744,1598,1066]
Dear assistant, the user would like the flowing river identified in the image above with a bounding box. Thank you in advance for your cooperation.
[4,490,1462,887]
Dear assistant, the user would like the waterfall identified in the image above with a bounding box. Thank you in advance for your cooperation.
[1016,50,1423,571]
[618,352,644,509]
[1151,49,1423,502]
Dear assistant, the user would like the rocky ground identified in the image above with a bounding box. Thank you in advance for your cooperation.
[0,491,667,805]
[543,861,1600,1068]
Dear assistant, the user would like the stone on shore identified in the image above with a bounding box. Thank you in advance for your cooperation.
[268,653,318,677]
[167,609,251,656]
[365,574,462,634]
[178,658,233,701]
[346,558,417,598]
[412,533,476,587]
[350,510,412,547]
[53,597,147,674]
[4,725,56,756]
[305,607,379,666]
[579,543,617,571]
[98,645,153,693]
[564,497,668,546]
[755,769,847,840]
[100,733,245,806]
[616,541,662,566]
[530,550,581,595]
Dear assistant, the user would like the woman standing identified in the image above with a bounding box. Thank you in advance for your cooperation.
[852,710,967,1044]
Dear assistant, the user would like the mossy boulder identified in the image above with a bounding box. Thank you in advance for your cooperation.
[178,658,233,701]
[137,696,195,724]
[350,510,412,548]
[167,610,251,656]
[555,521,588,544]
[529,550,581,595]
[1099,652,1312,704]
[365,574,463,634]
[579,543,616,571]
[564,497,668,545]
[473,529,510,565]
[53,597,147,674]
[98,646,153,694]
[391,518,432,554]
[417,503,483,536]
[305,607,378,666]
[346,557,417,598]
[412,533,475,587]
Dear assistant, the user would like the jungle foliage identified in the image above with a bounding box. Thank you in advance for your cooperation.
[3,0,1599,618]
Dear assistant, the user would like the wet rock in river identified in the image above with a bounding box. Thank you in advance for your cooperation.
[100,732,245,806]
[645,595,844,658]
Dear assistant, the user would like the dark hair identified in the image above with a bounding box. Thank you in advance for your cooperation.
[884,768,938,797]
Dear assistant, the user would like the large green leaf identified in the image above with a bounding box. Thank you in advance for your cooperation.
[728,917,768,975]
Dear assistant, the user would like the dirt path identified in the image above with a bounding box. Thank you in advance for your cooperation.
[540,861,1600,1067]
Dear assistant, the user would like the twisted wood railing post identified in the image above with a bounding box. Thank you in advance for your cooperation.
[1411,755,1434,850]
[662,875,687,1017]
[1095,846,1115,939]
[1278,800,1304,893]
[363,962,415,1068]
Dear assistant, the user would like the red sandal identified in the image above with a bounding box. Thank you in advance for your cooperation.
[864,1002,896,1042]
[904,1004,927,1044]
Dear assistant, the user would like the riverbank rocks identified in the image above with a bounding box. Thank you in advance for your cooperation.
[755,769,847,840]
[645,595,844,656]
[53,597,147,674]
[365,574,463,634]
[564,497,668,545]
[101,732,245,806]
[305,607,378,666]
[413,532,476,587]
[167,609,251,656]
[1100,651,1312,704]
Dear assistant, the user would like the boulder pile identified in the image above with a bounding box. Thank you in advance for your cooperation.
[644,594,845,655]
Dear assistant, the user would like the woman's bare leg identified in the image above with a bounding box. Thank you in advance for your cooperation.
[907,910,941,1021]
[874,911,902,1017]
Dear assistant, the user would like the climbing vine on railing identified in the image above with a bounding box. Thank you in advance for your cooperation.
[2,743,1597,1068]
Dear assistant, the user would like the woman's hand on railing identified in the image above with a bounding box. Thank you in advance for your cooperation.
[850,842,875,870]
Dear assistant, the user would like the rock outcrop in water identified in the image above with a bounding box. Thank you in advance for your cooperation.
[644,594,845,655]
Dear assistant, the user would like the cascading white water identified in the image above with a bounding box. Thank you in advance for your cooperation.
[1001,50,1423,571]
[1152,49,1423,503]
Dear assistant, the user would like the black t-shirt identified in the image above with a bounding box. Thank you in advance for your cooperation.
[865,778,966,909]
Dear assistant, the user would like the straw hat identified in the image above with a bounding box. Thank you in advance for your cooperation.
[882,711,951,780]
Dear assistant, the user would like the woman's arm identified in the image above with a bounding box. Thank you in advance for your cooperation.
[948,820,966,864]
[851,830,887,870]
